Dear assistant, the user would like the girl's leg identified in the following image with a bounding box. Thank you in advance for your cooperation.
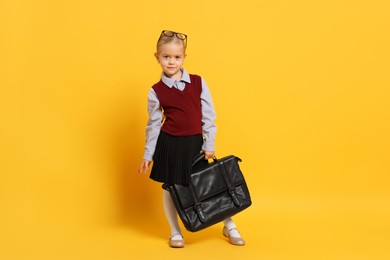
[163,190,182,238]
[223,217,246,246]
[223,217,241,237]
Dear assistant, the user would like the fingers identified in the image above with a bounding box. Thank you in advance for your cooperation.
[201,150,215,160]
[204,154,214,160]
[139,166,147,174]
[139,160,150,174]
[143,163,149,173]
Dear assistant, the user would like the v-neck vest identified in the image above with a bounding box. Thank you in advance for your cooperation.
[152,74,202,136]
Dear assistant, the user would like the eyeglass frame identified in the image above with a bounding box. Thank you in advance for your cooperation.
[157,30,188,47]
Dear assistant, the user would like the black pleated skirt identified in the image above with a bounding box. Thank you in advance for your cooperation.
[150,131,203,186]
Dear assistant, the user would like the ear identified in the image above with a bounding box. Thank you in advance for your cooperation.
[154,52,159,62]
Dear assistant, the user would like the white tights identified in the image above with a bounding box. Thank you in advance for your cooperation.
[163,189,182,238]
[162,190,241,238]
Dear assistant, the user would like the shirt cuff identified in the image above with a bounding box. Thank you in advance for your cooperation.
[201,141,215,152]
[143,152,154,162]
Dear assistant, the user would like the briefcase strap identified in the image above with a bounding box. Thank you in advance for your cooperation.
[218,161,242,207]
[189,180,207,223]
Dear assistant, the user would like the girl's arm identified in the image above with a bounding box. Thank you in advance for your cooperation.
[143,88,162,161]
[200,77,217,159]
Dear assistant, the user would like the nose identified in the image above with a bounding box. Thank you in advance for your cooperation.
[168,57,175,64]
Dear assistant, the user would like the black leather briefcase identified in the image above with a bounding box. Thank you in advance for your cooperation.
[166,154,252,232]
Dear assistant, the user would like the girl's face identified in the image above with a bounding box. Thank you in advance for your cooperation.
[155,42,186,80]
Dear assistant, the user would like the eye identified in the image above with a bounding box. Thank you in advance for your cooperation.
[175,56,182,59]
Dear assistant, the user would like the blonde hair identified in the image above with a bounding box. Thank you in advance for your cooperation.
[156,31,187,53]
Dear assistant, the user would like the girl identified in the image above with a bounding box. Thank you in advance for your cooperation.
[138,30,245,248]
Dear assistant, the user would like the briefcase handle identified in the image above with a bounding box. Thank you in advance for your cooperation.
[192,153,217,167]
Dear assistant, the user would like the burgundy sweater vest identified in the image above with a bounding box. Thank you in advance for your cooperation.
[152,74,202,136]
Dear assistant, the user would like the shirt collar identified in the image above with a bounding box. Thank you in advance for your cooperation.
[161,68,191,88]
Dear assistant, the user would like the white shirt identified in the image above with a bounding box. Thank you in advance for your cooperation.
[143,68,217,161]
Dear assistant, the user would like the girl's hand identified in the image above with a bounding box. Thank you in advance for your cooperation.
[139,160,151,174]
[201,150,215,160]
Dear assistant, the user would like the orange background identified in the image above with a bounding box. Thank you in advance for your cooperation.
[1,0,389,259]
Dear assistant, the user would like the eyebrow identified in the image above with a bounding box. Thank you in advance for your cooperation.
[160,53,183,56]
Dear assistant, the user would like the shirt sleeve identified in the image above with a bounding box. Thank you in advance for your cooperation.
[143,88,162,161]
[200,77,217,152]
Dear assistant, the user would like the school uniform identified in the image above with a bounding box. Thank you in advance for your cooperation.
[143,68,216,186]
